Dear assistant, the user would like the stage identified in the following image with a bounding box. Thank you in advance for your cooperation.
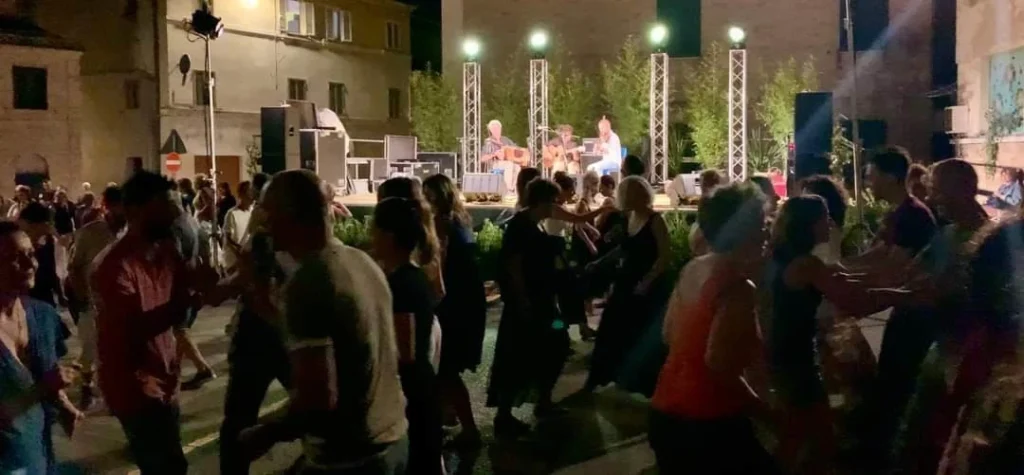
[338,192,694,228]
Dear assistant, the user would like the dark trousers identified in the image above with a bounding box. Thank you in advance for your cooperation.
[853,309,936,468]
[648,410,780,475]
[291,437,409,475]
[219,312,293,475]
[117,403,187,475]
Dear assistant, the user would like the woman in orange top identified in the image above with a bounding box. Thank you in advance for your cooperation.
[650,182,780,475]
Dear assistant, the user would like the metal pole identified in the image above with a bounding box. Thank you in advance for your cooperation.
[462,61,481,174]
[205,36,219,266]
[528,58,549,173]
[845,0,864,222]
[728,48,748,182]
[649,52,669,185]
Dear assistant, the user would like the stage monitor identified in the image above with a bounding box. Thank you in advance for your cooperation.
[385,135,417,162]
[416,152,458,181]
[582,138,598,154]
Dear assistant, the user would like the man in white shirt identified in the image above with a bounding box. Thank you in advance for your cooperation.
[221,181,254,274]
[586,117,623,174]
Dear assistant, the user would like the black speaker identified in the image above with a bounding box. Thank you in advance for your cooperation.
[261,107,287,174]
[416,152,458,181]
[794,92,833,179]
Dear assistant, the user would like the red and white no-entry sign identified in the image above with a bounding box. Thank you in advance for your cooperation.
[165,152,182,174]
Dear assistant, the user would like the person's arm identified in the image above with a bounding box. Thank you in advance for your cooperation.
[0,365,69,430]
[704,281,763,406]
[797,256,916,318]
[552,205,612,224]
[689,225,708,257]
[594,197,615,229]
[635,214,670,295]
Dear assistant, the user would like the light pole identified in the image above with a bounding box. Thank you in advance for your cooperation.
[187,3,223,264]
[528,30,550,172]
[727,26,748,182]
[844,0,864,221]
[461,38,482,174]
[648,24,670,185]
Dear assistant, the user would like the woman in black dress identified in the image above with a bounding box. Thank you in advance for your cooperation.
[487,178,570,437]
[371,197,444,475]
[422,174,488,446]
[216,182,236,229]
[586,176,672,396]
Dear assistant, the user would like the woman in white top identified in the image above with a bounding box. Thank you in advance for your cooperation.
[222,181,255,274]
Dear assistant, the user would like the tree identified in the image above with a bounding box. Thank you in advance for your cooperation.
[682,42,728,169]
[483,49,529,144]
[409,68,460,152]
[755,56,819,169]
[548,44,598,137]
[601,36,649,149]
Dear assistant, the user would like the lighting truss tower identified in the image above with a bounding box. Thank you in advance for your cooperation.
[727,47,748,182]
[462,61,481,174]
[649,52,669,184]
[528,59,549,170]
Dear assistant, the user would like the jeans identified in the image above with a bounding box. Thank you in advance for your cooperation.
[117,403,187,475]
[219,312,293,475]
[293,437,409,475]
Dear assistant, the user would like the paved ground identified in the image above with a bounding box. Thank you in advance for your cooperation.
[52,302,891,475]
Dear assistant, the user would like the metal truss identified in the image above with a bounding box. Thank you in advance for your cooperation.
[649,52,669,184]
[528,59,549,170]
[728,48,748,182]
[462,61,481,174]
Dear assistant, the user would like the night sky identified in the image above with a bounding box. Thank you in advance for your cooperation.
[399,0,442,72]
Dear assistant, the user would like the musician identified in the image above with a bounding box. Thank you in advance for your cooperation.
[586,117,623,174]
[546,125,581,174]
[481,120,522,194]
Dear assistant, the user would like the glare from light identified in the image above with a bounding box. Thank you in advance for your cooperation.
[462,38,481,60]
[242,0,258,8]
[649,24,668,46]
[728,26,746,44]
[529,30,548,51]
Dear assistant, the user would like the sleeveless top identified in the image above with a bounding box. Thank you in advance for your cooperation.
[652,257,751,419]
[616,214,661,289]
[767,252,823,374]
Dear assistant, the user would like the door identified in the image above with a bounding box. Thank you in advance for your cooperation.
[194,155,241,194]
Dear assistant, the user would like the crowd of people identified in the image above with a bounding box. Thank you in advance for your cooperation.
[3,146,1024,475]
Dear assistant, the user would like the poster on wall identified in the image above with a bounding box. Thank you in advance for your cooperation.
[990,47,1024,135]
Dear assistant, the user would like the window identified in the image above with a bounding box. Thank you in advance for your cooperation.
[839,0,890,51]
[327,9,352,42]
[124,79,140,109]
[288,78,308,101]
[280,0,316,35]
[386,22,400,50]
[388,87,401,119]
[12,66,48,110]
[193,70,215,106]
[329,82,347,115]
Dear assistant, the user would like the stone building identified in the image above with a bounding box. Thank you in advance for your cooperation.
[0,0,83,196]
[952,0,1024,191]
[33,0,412,190]
[442,0,950,163]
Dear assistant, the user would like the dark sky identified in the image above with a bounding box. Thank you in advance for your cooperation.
[399,0,442,72]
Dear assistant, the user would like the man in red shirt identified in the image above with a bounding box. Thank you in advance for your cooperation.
[92,171,199,475]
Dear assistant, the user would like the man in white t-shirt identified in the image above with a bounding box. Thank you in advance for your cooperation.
[221,181,254,273]
[586,117,623,174]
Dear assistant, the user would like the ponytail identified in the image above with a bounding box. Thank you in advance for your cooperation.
[373,197,439,266]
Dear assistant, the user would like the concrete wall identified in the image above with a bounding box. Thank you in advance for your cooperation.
[955,0,1024,190]
[0,44,83,195]
[442,0,936,160]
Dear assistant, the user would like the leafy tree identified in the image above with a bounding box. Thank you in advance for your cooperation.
[548,44,598,137]
[483,49,529,144]
[756,56,819,167]
[601,36,650,149]
[409,68,460,152]
[682,42,728,169]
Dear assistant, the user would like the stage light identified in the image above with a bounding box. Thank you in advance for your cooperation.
[649,24,668,47]
[529,30,549,52]
[728,26,746,49]
[462,37,481,60]
[190,5,224,39]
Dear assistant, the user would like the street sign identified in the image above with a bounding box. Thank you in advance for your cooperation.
[166,152,182,174]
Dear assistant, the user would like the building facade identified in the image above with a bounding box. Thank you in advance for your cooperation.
[0,3,83,196]
[442,0,944,163]
[33,0,412,189]
[953,0,1024,190]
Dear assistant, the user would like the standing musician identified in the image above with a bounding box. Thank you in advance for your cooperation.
[481,120,525,194]
[544,125,584,175]
[586,117,623,174]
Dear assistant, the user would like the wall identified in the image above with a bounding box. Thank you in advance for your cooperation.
[955,0,1024,189]
[0,44,83,195]
[163,0,412,179]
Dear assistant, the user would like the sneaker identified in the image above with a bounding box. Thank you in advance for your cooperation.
[181,369,216,391]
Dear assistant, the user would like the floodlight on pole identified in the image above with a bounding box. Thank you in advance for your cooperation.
[648,24,668,50]
[529,30,549,52]
[462,37,481,60]
[727,26,749,182]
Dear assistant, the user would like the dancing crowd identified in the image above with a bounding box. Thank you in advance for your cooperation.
[3,146,1024,475]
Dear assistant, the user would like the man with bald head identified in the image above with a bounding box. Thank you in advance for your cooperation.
[587,117,623,174]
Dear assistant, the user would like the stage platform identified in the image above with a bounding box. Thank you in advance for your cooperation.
[338,193,695,228]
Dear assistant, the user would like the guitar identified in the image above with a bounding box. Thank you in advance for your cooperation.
[543,144,586,173]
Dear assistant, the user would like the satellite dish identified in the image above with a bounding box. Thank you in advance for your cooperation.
[178,54,191,86]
